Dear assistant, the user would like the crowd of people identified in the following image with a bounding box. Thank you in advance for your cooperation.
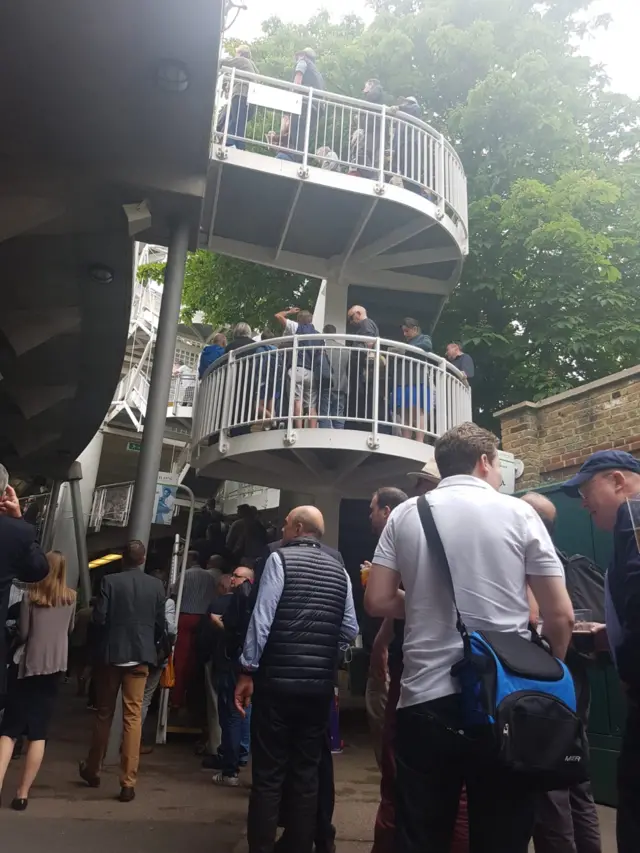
[198,303,475,440]
[3,428,640,852]
[216,45,444,194]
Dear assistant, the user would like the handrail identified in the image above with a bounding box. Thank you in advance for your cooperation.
[193,334,472,451]
[213,67,468,237]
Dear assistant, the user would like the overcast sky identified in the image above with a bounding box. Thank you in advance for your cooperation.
[229,0,640,98]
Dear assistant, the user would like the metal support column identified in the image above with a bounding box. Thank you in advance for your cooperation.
[40,480,62,551]
[127,220,189,549]
[68,461,91,607]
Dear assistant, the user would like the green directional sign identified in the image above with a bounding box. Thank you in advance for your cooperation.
[126,441,142,453]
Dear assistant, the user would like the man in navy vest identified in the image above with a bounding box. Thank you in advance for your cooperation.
[235,506,358,853]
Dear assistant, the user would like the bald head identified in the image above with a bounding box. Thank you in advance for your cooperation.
[347,305,367,325]
[521,492,557,537]
[231,565,255,588]
[282,505,325,543]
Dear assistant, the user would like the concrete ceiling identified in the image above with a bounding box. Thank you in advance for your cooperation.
[0,0,224,478]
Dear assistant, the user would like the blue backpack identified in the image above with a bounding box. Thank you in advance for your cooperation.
[417,495,589,790]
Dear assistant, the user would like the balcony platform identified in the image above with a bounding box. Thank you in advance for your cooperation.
[192,334,472,498]
[200,69,468,311]
[194,426,436,499]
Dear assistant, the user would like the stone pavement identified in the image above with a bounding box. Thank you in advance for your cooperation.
[0,683,617,852]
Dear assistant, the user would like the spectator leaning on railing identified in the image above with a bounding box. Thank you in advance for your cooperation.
[199,333,227,379]
[217,45,258,149]
[275,306,322,429]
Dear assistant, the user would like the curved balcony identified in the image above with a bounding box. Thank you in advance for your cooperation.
[192,335,472,497]
[201,69,468,306]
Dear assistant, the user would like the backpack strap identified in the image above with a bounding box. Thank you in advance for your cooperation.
[416,495,471,655]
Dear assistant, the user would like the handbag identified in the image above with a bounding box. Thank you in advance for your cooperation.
[160,654,175,689]
[417,495,589,790]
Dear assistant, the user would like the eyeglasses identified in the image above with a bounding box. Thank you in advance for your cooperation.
[577,471,613,500]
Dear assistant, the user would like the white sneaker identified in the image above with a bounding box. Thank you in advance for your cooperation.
[212,772,239,787]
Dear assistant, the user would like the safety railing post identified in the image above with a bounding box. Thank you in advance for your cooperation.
[218,352,235,454]
[435,359,448,435]
[300,89,314,178]
[285,337,298,445]
[218,68,235,156]
[368,338,381,449]
[437,133,446,220]
[377,105,387,191]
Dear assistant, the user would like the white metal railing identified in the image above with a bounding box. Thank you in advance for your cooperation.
[129,280,163,337]
[130,372,150,415]
[169,371,198,412]
[89,482,135,532]
[213,67,468,236]
[193,334,471,452]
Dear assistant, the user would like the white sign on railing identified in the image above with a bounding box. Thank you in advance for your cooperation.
[248,82,303,114]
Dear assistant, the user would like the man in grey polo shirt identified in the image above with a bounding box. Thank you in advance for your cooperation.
[365,422,574,853]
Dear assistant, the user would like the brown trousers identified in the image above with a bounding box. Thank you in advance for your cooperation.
[86,663,148,789]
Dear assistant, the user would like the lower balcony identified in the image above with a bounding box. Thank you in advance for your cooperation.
[192,335,471,498]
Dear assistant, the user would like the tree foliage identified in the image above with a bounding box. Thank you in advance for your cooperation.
[138,253,316,333]
[144,0,640,423]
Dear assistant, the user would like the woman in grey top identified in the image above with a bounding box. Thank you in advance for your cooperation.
[0,550,75,810]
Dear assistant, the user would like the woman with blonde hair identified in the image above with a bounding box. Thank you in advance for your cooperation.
[0,550,76,810]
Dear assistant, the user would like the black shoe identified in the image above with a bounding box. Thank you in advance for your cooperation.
[118,787,136,803]
[78,761,100,788]
[11,798,28,812]
[201,753,223,770]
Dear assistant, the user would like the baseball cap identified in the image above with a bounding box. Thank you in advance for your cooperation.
[298,47,316,61]
[562,450,640,497]
[407,458,441,485]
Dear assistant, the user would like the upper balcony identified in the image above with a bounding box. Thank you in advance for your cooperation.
[201,69,468,307]
[192,334,472,497]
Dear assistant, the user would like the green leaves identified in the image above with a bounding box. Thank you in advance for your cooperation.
[202,0,640,426]
[139,253,319,335]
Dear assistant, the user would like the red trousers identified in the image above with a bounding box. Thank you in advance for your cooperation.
[371,660,469,853]
[171,613,201,708]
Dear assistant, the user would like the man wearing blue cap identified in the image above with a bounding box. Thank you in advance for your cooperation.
[563,449,640,853]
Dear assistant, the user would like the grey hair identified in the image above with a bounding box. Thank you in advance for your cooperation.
[233,322,252,339]
[0,464,9,495]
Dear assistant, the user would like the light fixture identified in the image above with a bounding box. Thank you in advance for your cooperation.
[156,59,189,93]
[88,553,123,570]
[88,264,114,285]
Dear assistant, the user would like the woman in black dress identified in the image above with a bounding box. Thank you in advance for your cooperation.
[0,551,75,809]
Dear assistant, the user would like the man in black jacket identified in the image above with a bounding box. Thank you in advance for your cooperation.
[235,506,358,853]
[0,467,49,700]
[79,540,165,802]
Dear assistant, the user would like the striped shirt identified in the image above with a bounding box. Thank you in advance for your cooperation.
[180,567,219,615]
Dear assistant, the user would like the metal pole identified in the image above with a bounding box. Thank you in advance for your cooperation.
[68,461,92,607]
[156,484,195,745]
[127,220,190,550]
[40,480,62,551]
[378,105,387,186]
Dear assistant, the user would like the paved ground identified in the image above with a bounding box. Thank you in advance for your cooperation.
[0,684,618,852]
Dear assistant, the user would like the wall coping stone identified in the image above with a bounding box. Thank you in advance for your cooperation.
[494,364,640,420]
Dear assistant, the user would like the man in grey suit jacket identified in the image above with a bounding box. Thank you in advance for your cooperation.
[79,540,165,802]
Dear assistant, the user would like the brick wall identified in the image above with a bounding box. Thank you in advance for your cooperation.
[495,365,640,489]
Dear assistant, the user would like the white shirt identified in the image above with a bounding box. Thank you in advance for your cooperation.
[283,318,299,336]
[373,475,564,708]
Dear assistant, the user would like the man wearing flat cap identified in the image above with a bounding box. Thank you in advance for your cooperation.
[563,449,640,853]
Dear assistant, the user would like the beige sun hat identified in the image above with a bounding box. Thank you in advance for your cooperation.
[407,457,441,485]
